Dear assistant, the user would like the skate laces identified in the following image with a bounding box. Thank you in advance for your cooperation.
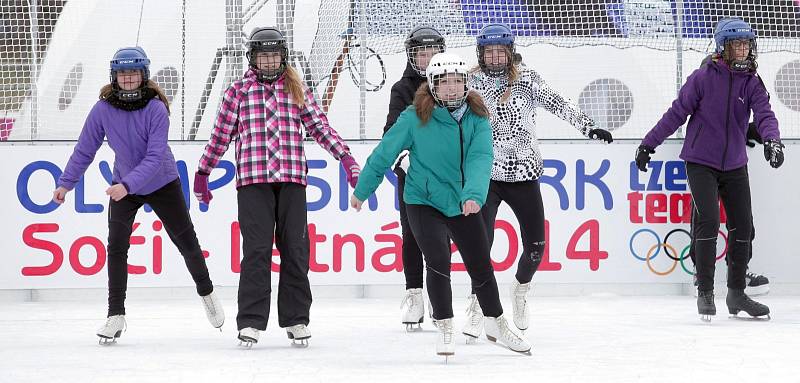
[513,283,530,312]
[465,295,483,325]
[496,316,523,346]
[400,290,420,310]
[203,294,219,316]
[437,319,454,344]
[103,315,125,331]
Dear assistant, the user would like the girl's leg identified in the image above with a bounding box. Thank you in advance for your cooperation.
[686,162,722,292]
[273,183,313,328]
[406,204,454,320]
[106,193,144,316]
[146,179,213,296]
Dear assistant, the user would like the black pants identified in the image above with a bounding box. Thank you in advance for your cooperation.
[479,180,546,287]
[394,167,425,289]
[406,204,503,320]
[107,179,213,316]
[686,162,752,292]
[688,204,755,266]
[236,182,312,331]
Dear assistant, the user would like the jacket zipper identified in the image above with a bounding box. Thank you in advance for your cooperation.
[721,72,733,170]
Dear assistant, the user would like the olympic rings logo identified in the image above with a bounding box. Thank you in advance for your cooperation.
[629,228,728,276]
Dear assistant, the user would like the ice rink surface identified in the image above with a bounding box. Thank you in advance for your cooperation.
[1,294,799,383]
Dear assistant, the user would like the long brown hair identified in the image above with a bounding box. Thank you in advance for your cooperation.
[470,45,519,103]
[413,82,488,125]
[282,66,307,107]
[99,80,172,114]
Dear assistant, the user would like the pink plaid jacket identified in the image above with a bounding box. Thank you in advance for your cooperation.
[198,69,350,187]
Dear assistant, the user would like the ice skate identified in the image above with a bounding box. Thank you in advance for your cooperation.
[286,324,311,347]
[97,315,126,345]
[510,279,532,331]
[461,294,483,344]
[697,290,716,322]
[745,270,770,296]
[200,290,224,330]
[435,318,455,362]
[484,314,531,355]
[237,327,259,348]
[400,288,424,332]
[727,288,771,321]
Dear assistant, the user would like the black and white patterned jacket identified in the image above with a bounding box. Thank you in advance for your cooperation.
[468,67,595,182]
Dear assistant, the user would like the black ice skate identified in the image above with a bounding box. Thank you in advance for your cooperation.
[697,290,716,322]
[727,289,771,321]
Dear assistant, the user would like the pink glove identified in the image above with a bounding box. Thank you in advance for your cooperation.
[193,171,213,204]
[340,154,361,188]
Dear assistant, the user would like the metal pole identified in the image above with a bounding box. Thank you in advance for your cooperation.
[674,0,685,138]
[181,0,186,139]
[357,0,366,140]
[224,0,244,88]
[28,0,39,140]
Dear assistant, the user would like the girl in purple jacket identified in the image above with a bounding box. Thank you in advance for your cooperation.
[636,19,783,322]
[53,47,224,344]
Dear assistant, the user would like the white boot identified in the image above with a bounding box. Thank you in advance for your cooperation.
[97,315,126,345]
[484,314,532,355]
[461,294,484,342]
[435,317,455,360]
[400,288,425,331]
[286,324,311,348]
[510,279,532,331]
[237,327,260,348]
[201,290,225,330]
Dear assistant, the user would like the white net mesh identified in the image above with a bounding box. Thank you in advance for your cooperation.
[1,0,798,141]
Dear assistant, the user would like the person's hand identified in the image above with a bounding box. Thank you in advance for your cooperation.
[462,200,480,216]
[341,154,361,188]
[106,184,128,202]
[193,171,213,204]
[350,195,364,211]
[763,140,785,169]
[635,145,655,172]
[589,128,613,143]
[52,186,69,204]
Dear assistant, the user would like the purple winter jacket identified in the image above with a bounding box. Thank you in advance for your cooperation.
[641,59,780,171]
[58,98,178,195]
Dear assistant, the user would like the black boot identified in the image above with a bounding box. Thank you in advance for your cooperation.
[697,290,716,322]
[726,288,770,318]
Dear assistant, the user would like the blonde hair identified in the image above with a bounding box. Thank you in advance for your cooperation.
[282,66,307,107]
[99,80,172,114]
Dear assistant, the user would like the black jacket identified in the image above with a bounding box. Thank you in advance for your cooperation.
[383,63,426,135]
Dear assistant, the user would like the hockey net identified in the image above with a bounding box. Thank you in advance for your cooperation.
[1,0,798,140]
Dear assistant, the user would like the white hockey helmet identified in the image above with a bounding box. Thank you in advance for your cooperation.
[425,52,469,110]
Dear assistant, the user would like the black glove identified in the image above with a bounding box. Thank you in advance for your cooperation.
[746,122,763,148]
[763,139,784,168]
[635,145,655,172]
[589,128,613,143]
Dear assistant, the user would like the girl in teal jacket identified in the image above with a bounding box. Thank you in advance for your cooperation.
[351,53,530,358]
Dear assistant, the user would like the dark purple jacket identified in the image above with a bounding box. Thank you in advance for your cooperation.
[641,59,780,171]
[59,98,178,195]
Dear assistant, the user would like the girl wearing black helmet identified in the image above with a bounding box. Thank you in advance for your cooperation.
[464,23,613,340]
[385,25,445,331]
[54,46,225,345]
[193,27,361,347]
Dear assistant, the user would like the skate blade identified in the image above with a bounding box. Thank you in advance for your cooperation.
[729,313,771,321]
[699,314,714,322]
[404,322,423,332]
[237,336,257,348]
[464,335,478,345]
[485,335,532,356]
[97,330,122,345]
[291,340,309,348]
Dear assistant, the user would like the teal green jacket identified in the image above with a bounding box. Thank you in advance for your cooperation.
[354,105,493,217]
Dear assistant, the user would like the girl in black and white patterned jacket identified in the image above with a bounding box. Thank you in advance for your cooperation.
[462,23,613,341]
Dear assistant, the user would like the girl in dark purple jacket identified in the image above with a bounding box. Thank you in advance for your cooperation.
[53,47,224,344]
[636,19,783,321]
